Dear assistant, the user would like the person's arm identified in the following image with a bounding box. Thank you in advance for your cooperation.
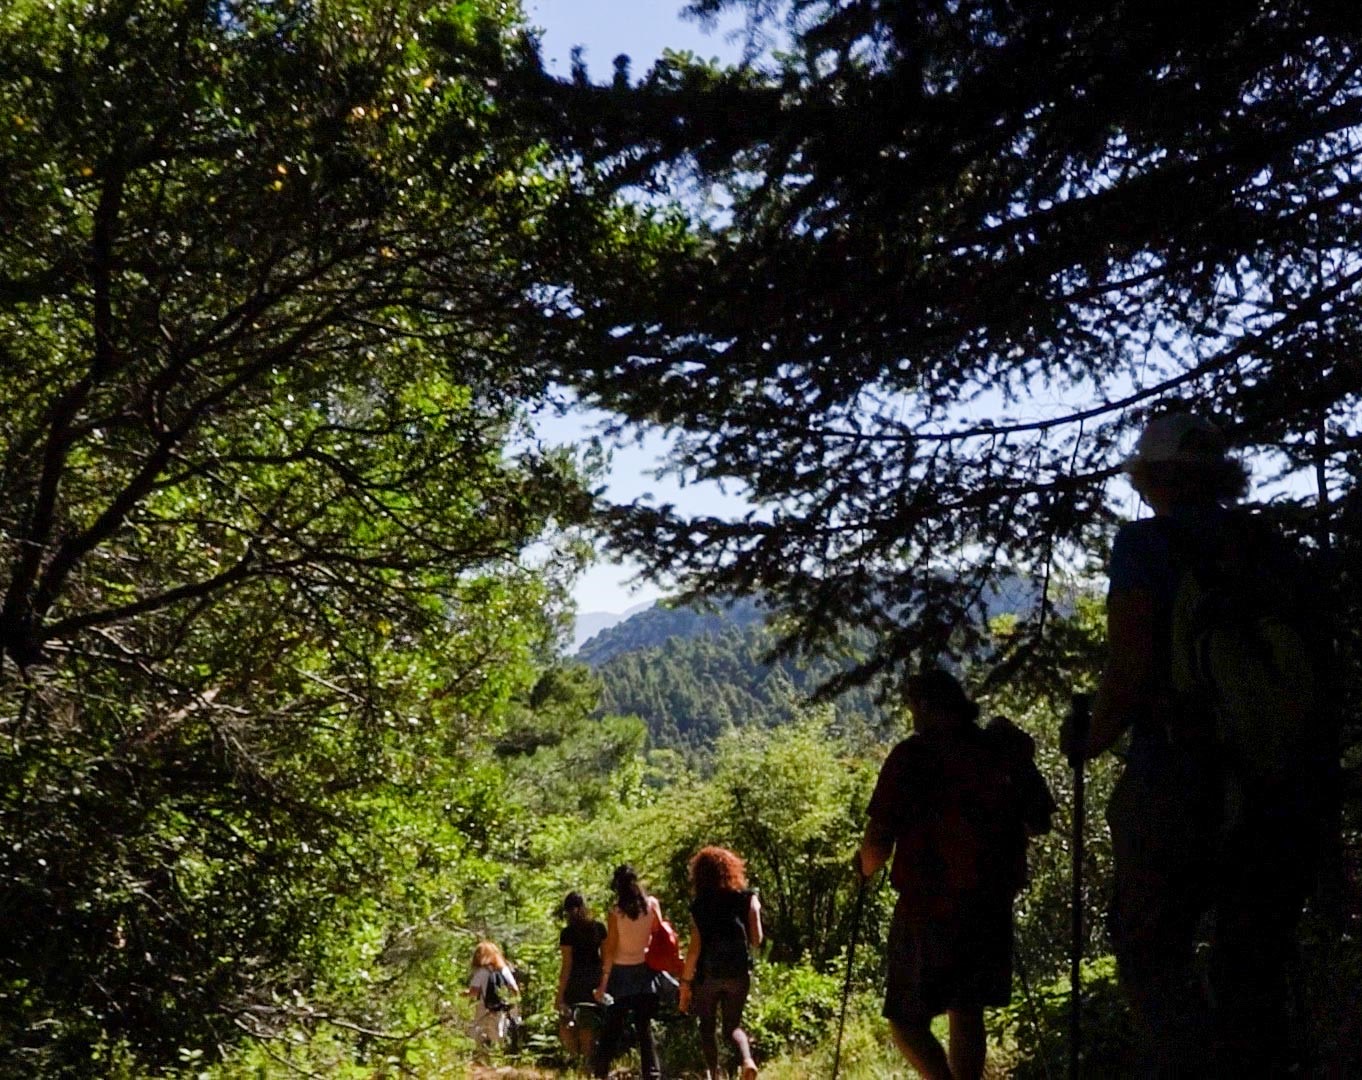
[1085,589,1156,759]
[678,918,701,1015]
[747,892,764,951]
[857,742,908,879]
[556,943,572,1010]
[466,967,483,1001]
[856,815,895,879]
[594,910,618,1001]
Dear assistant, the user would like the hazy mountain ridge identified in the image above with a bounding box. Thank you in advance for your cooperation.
[571,600,655,654]
[574,577,1058,753]
[575,596,767,667]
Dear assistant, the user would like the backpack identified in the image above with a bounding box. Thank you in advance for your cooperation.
[482,968,512,1012]
[645,915,684,978]
[1166,512,1320,788]
[894,727,1047,920]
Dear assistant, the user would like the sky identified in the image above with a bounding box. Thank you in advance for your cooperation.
[520,4,1310,619]
[525,1,751,615]
[525,0,746,78]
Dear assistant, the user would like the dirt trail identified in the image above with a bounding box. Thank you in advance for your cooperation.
[467,1068,632,1079]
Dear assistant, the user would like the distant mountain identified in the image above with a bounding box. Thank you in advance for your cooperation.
[574,597,891,752]
[571,601,655,654]
[573,579,1061,754]
[575,596,767,668]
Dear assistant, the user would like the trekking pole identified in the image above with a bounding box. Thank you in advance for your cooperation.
[1067,692,1092,1080]
[832,866,870,1080]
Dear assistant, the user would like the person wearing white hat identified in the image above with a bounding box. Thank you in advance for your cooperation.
[1064,411,1318,1076]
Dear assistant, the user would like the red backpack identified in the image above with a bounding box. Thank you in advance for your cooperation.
[645,914,684,977]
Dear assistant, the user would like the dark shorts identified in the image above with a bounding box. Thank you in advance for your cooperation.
[605,961,662,1000]
[883,893,1013,1024]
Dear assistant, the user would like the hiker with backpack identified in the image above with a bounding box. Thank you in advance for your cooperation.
[678,845,764,1080]
[593,864,671,1080]
[467,939,520,1051]
[557,890,607,1068]
[856,670,1055,1080]
[1063,411,1326,1075]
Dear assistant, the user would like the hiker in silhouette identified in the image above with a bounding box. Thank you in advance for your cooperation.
[556,891,607,1068]
[593,864,669,1080]
[678,845,763,1080]
[1063,412,1325,1075]
[857,670,1054,1080]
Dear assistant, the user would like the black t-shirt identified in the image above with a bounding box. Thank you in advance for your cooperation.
[559,918,606,981]
[690,889,753,980]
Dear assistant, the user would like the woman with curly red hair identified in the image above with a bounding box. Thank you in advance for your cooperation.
[679,846,763,1080]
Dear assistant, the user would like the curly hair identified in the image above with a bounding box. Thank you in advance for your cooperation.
[688,846,748,895]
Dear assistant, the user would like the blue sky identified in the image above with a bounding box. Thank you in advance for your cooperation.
[526,1,750,615]
[526,0,746,77]
[523,3,1320,621]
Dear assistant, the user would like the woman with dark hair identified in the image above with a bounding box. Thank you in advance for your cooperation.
[593,865,667,1080]
[557,891,606,1067]
[679,846,763,1080]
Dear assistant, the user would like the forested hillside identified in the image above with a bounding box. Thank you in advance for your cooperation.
[594,622,887,750]
[576,597,767,667]
[579,587,1060,753]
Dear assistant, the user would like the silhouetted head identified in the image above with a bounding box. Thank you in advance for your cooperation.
[688,846,748,896]
[906,669,979,733]
[609,864,648,920]
[562,891,589,922]
[1123,412,1248,510]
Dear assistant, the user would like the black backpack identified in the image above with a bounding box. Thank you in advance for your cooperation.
[482,968,512,1012]
[1165,512,1322,793]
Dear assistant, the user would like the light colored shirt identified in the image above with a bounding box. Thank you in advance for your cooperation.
[468,963,518,1021]
[613,895,660,965]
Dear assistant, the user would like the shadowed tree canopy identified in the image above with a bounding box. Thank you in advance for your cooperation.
[526,0,1362,686]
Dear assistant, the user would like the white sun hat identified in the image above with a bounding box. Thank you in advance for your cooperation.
[1122,412,1231,472]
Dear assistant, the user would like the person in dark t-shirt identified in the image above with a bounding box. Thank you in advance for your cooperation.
[555,891,606,1066]
[679,846,763,1080]
[1063,412,1320,1076]
[858,670,1054,1080]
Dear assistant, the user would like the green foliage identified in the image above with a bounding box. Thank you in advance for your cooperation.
[0,0,600,1073]
[745,957,843,1053]
[991,956,1135,1079]
[984,597,1118,978]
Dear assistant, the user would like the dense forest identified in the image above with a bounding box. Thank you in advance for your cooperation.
[580,599,890,752]
[1,0,1360,1077]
